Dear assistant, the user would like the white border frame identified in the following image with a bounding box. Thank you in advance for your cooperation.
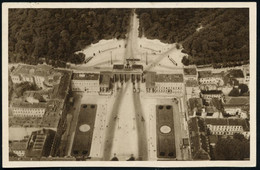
[2,2,257,168]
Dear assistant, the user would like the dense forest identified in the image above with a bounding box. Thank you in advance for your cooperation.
[9,8,249,67]
[136,8,249,66]
[9,9,131,66]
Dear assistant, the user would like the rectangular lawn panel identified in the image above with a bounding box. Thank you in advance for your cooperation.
[156,105,176,159]
[71,104,97,157]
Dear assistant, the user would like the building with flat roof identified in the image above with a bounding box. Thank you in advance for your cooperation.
[198,71,224,86]
[145,72,156,93]
[41,100,64,128]
[10,64,56,88]
[26,129,56,158]
[201,90,223,102]
[113,64,124,70]
[223,97,249,119]
[9,140,28,157]
[202,106,222,118]
[205,118,249,138]
[200,98,224,119]
[200,84,220,91]
[184,67,197,76]
[188,98,203,117]
[12,102,47,118]
[99,72,112,94]
[9,67,72,129]
[145,73,184,96]
[185,79,199,87]
[71,73,100,93]
[184,67,198,85]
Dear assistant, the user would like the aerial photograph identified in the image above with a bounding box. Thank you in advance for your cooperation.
[5,4,254,165]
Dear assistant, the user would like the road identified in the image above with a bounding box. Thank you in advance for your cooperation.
[133,83,148,160]
[102,10,147,161]
[66,9,190,161]
[102,82,130,160]
[66,93,82,156]
[124,9,139,63]
[143,45,177,72]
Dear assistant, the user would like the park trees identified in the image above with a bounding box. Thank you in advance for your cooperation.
[215,135,249,160]
[137,8,249,66]
[9,9,131,66]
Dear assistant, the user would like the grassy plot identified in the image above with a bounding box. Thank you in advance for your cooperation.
[71,104,97,157]
[156,105,176,159]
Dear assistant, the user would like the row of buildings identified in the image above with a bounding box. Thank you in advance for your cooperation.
[9,63,250,160]
[9,64,72,159]
[145,72,184,96]
[188,117,249,160]
[183,65,250,160]
[71,72,113,94]
[9,129,56,158]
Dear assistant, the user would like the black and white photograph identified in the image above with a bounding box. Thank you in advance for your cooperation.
[2,2,256,168]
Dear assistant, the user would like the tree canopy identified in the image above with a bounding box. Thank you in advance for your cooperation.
[238,84,249,95]
[13,82,39,98]
[9,9,131,65]
[215,136,249,160]
[229,88,240,97]
[136,8,249,67]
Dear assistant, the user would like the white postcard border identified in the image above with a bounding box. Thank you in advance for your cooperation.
[2,2,257,168]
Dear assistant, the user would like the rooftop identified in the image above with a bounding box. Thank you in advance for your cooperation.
[100,72,113,85]
[10,140,28,151]
[189,117,199,133]
[72,73,99,80]
[12,101,47,109]
[198,71,212,78]
[189,117,210,160]
[26,129,56,157]
[201,90,222,95]
[205,118,249,131]
[184,68,197,76]
[156,74,184,83]
[224,97,249,106]
[12,64,53,77]
[23,90,51,103]
[185,79,198,87]
[212,71,224,78]
[188,98,203,116]
[113,64,124,70]
[132,64,143,70]
[145,72,156,88]
[210,98,223,111]
[53,70,72,99]
[205,106,218,114]
[9,116,43,128]
[100,74,111,85]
